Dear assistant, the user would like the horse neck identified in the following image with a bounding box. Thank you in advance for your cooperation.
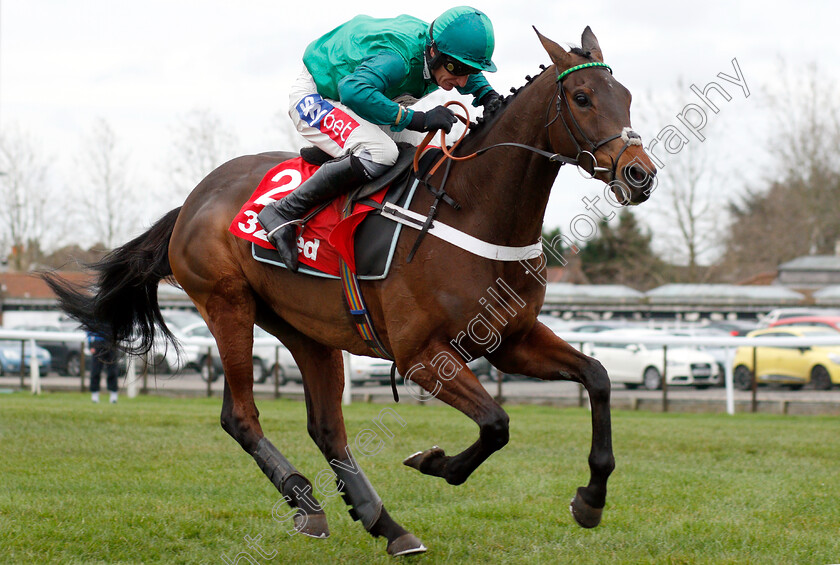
[446,72,563,245]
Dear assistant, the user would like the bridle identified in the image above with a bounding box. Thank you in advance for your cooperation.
[549,62,643,182]
[413,61,643,185]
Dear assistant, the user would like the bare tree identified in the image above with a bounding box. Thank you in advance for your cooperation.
[168,108,239,197]
[718,61,840,281]
[762,60,840,253]
[636,82,723,281]
[653,138,722,281]
[765,60,840,186]
[0,125,51,271]
[76,118,138,249]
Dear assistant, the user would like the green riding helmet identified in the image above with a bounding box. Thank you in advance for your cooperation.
[430,6,497,73]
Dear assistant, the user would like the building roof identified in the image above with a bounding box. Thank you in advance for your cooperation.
[645,284,804,305]
[0,272,191,309]
[0,272,92,304]
[544,283,644,305]
[778,255,840,271]
[812,285,840,305]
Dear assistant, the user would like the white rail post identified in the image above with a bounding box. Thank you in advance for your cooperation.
[126,354,138,398]
[342,351,352,406]
[29,338,41,395]
[724,347,735,415]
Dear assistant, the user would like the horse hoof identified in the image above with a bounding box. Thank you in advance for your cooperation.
[403,446,446,475]
[569,489,603,529]
[387,533,427,556]
[294,511,330,538]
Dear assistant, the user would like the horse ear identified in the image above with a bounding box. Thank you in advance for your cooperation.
[533,26,574,69]
[581,26,604,62]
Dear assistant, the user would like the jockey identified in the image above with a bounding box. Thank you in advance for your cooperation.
[258,6,501,272]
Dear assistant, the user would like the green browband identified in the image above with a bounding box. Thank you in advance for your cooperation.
[556,62,613,82]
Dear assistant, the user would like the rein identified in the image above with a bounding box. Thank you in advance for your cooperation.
[412,61,642,183]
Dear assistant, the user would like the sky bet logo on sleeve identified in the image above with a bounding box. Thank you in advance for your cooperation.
[296,94,359,149]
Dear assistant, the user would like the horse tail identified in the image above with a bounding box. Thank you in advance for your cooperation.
[42,207,182,356]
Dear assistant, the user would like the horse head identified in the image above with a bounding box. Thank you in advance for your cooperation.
[536,27,656,205]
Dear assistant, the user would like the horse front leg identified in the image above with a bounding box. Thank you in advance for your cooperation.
[399,345,510,486]
[489,322,615,529]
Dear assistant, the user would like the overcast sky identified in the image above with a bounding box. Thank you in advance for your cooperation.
[2,0,838,257]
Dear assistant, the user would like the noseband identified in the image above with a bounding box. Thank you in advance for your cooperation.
[550,62,643,182]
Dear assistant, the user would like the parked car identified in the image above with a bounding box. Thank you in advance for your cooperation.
[0,341,52,375]
[348,354,493,385]
[769,315,840,332]
[252,328,302,384]
[140,337,198,374]
[568,321,635,334]
[537,315,575,334]
[12,322,84,376]
[136,310,204,373]
[583,328,719,389]
[347,354,395,385]
[668,327,732,387]
[705,320,759,337]
[732,326,840,390]
[467,357,493,379]
[759,308,840,328]
[179,323,301,384]
[161,310,206,332]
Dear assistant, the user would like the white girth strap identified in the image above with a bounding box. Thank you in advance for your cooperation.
[379,202,543,262]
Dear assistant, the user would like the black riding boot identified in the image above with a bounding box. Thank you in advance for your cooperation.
[257,154,370,272]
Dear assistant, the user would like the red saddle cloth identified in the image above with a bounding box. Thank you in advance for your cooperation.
[228,156,388,275]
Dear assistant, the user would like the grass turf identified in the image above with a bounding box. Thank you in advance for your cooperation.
[0,393,838,564]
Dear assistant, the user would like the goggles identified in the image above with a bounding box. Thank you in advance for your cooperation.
[440,54,481,76]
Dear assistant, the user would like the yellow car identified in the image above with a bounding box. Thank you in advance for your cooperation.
[732,326,840,390]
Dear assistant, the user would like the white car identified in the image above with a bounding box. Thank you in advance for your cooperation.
[140,334,200,374]
[582,328,718,389]
[178,322,301,384]
[135,310,206,373]
[347,354,395,385]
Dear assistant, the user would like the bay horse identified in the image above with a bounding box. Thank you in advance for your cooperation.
[45,27,655,556]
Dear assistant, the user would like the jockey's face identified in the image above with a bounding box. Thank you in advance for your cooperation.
[430,47,470,90]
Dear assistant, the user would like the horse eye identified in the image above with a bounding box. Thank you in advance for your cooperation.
[574,93,591,107]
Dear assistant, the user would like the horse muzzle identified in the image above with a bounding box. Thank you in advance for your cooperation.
[608,147,657,205]
[621,162,656,204]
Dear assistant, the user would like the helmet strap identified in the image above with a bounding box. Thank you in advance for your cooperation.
[426,43,444,71]
[426,18,444,71]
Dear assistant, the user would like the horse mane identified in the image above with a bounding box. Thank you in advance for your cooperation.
[464,47,593,138]
[446,47,595,210]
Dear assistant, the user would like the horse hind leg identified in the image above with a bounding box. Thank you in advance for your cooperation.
[200,283,329,537]
[285,334,425,556]
[220,383,329,538]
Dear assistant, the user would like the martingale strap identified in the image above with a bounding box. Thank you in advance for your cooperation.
[339,258,393,361]
[337,200,397,394]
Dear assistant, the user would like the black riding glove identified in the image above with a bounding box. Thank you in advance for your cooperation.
[480,90,502,114]
[407,105,457,133]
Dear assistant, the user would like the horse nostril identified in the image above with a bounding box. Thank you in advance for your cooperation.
[623,165,652,189]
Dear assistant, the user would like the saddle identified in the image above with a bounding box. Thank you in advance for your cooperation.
[231,143,440,280]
